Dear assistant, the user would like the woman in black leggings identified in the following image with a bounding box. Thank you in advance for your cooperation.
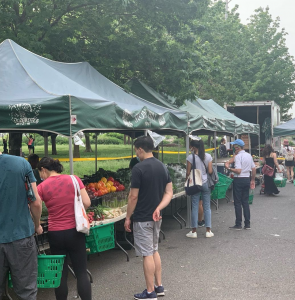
[37,157,91,300]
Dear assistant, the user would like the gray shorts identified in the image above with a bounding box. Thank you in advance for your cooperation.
[0,235,38,300]
[133,220,162,257]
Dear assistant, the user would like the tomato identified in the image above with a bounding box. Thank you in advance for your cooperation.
[88,183,95,189]
[113,181,120,187]
[107,177,115,182]
[101,177,107,184]
[97,190,103,197]
[110,186,117,193]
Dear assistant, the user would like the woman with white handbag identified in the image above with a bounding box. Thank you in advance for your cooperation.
[37,157,91,300]
[186,139,214,238]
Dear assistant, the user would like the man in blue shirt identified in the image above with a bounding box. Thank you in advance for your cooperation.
[0,152,42,300]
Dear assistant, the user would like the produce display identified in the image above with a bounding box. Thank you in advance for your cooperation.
[85,176,125,199]
[167,163,186,194]
[83,168,130,200]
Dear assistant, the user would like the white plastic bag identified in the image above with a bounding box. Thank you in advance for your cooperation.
[147,130,165,148]
[73,135,85,147]
[70,175,90,235]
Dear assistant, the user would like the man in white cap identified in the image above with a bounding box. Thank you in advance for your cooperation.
[225,139,256,230]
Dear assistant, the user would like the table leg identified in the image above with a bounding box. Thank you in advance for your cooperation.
[115,223,129,262]
[124,230,135,249]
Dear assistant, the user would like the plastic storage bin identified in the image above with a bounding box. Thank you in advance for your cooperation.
[85,223,115,254]
[9,255,65,288]
[274,178,287,187]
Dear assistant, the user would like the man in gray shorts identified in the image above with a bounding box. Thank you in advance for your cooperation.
[125,136,173,300]
[0,152,43,300]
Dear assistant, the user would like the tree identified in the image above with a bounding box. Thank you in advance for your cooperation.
[9,133,22,156]
[197,2,295,120]
[51,134,58,155]
[84,133,93,153]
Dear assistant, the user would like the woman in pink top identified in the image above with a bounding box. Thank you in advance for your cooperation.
[37,157,91,300]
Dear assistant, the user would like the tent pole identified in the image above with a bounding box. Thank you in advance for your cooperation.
[161,142,164,162]
[259,133,261,158]
[69,95,74,175]
[214,132,217,168]
[95,133,98,173]
[69,137,73,175]
[186,134,191,229]
[248,133,251,155]
[178,136,180,164]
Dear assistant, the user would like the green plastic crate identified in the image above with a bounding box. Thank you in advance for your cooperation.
[249,194,254,204]
[217,173,233,189]
[8,255,65,289]
[274,178,287,187]
[211,183,228,199]
[85,223,115,254]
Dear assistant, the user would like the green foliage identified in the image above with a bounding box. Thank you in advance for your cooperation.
[0,0,294,120]
[97,136,123,145]
[103,133,124,140]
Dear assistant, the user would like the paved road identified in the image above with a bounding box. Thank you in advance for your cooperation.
[8,182,295,299]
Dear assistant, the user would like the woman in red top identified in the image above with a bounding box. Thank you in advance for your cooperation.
[37,157,91,300]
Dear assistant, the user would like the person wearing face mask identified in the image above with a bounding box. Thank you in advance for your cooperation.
[37,157,91,300]
[186,139,214,239]
[225,139,256,230]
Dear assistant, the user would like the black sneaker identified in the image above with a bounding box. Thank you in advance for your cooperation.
[134,289,157,300]
[244,225,251,230]
[155,285,165,297]
[229,225,242,230]
[198,220,205,227]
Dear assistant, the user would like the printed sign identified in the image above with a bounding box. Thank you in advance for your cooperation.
[9,103,41,126]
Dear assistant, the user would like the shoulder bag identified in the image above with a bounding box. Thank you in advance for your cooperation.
[262,164,274,177]
[70,175,90,235]
[185,154,202,195]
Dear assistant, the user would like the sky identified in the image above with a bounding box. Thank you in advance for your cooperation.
[229,0,295,118]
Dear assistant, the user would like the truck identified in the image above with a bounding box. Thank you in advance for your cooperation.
[225,101,281,153]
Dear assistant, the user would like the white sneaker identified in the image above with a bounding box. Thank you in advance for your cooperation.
[186,231,197,238]
[206,231,214,238]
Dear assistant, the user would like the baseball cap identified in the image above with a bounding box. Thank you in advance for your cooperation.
[230,139,245,147]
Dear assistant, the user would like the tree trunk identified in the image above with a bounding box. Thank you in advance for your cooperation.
[208,135,211,147]
[84,133,93,152]
[124,134,127,145]
[73,145,80,158]
[51,134,58,155]
[9,133,22,156]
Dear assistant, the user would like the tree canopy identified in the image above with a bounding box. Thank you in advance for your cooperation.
[1,0,294,118]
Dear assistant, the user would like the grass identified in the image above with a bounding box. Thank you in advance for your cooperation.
[25,144,187,177]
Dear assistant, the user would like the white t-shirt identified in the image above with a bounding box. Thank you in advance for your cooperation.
[186,153,212,183]
[234,150,255,178]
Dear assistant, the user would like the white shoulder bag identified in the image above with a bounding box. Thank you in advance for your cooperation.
[70,175,90,236]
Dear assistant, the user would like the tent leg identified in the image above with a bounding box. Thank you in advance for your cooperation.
[259,134,261,157]
[95,134,98,173]
[214,132,217,168]
[69,137,74,175]
[161,142,164,162]
[178,137,180,164]
[185,134,191,229]
[248,133,251,155]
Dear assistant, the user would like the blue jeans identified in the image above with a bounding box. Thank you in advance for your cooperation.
[191,181,211,228]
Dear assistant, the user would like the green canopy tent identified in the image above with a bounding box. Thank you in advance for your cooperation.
[273,118,295,137]
[0,40,189,172]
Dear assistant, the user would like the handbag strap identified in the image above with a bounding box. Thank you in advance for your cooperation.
[70,175,81,200]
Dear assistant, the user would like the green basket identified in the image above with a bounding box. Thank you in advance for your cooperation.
[217,173,233,189]
[8,255,65,289]
[249,194,254,204]
[274,178,287,187]
[211,183,228,199]
[85,223,115,254]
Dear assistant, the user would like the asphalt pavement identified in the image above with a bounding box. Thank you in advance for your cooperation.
[8,181,295,300]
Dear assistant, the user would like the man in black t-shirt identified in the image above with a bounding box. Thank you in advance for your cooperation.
[124,136,173,300]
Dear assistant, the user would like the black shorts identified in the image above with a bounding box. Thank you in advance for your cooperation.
[285,160,294,167]
[28,145,34,149]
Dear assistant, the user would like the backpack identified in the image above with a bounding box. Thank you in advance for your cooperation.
[285,150,294,161]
